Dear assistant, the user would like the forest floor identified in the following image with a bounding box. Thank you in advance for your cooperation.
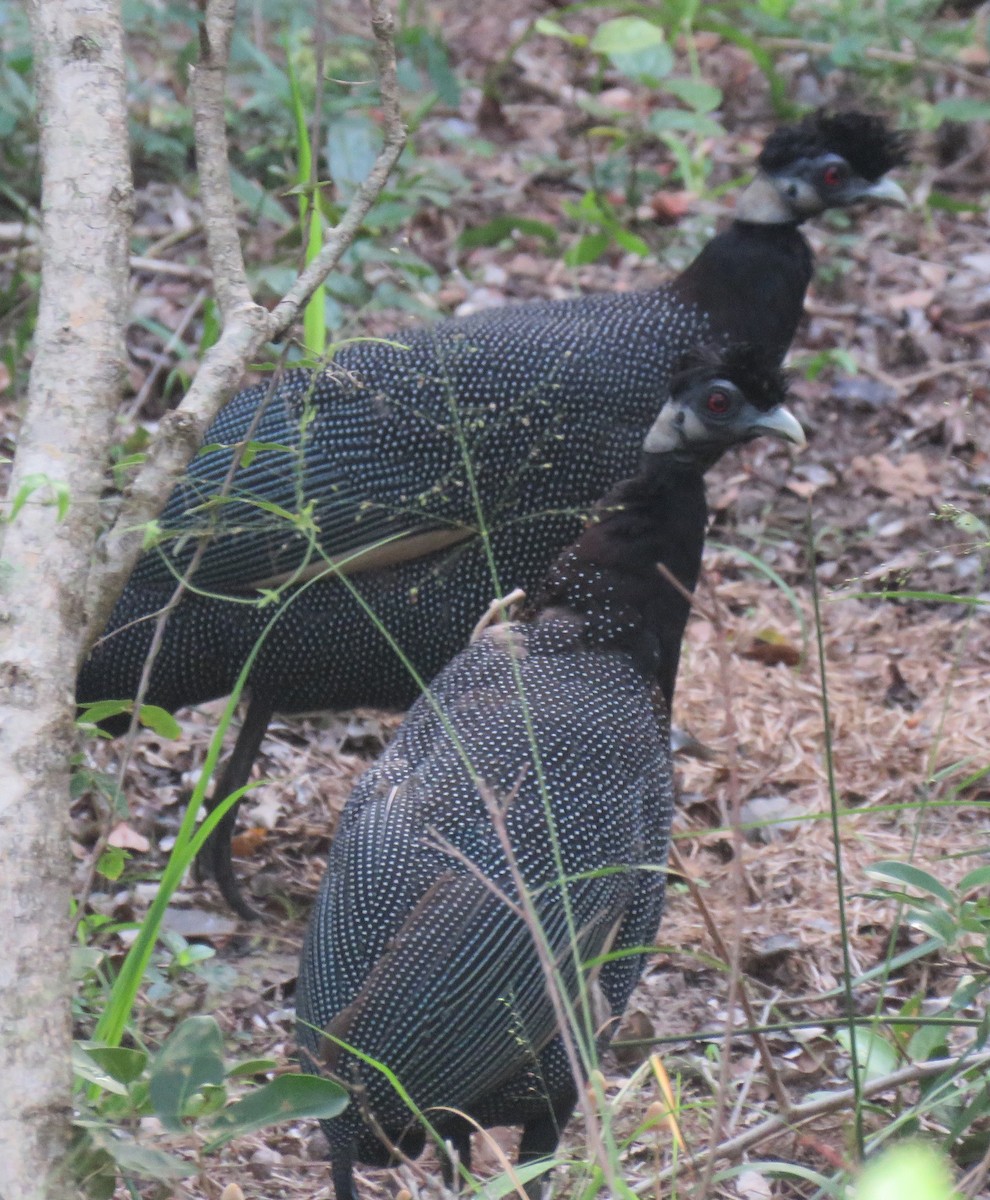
[3,0,990,1196]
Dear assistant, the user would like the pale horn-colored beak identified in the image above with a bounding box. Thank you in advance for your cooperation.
[753,404,806,448]
[861,177,909,208]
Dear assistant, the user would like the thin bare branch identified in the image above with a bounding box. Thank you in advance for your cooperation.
[82,0,407,651]
[761,36,990,95]
[192,0,251,318]
[635,1050,990,1189]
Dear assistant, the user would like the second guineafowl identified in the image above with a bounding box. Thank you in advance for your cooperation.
[79,111,906,913]
[295,346,804,1198]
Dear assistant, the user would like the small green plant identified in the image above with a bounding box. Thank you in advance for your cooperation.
[534,12,726,263]
[865,860,990,981]
[71,1015,346,1197]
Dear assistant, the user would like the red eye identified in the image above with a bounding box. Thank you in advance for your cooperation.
[823,164,844,187]
[707,389,732,415]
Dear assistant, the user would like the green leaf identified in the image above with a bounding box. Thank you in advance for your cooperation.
[590,16,673,82]
[906,906,958,944]
[473,1159,554,1196]
[648,109,724,138]
[230,440,296,468]
[184,1082,229,1120]
[87,1127,194,1181]
[73,1044,132,1096]
[78,1044,148,1086]
[459,215,558,249]
[76,700,132,728]
[836,1027,899,1084]
[926,191,986,215]
[564,231,611,266]
[663,78,722,113]
[611,226,650,257]
[960,866,990,895]
[229,166,291,226]
[907,1022,949,1063]
[97,846,127,882]
[534,16,587,46]
[326,113,382,203]
[590,16,664,57]
[865,861,955,906]
[758,0,797,16]
[200,297,221,354]
[7,472,71,523]
[66,1133,117,1200]
[205,1074,348,1148]
[148,1016,226,1131]
[175,943,215,967]
[245,497,298,522]
[227,1057,279,1079]
[137,706,181,739]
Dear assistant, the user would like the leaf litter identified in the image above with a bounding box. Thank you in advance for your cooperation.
[7,0,987,1193]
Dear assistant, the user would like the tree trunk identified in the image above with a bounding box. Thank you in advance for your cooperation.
[0,2,131,1195]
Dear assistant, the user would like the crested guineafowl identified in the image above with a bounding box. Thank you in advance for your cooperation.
[295,345,805,1198]
[78,111,906,915]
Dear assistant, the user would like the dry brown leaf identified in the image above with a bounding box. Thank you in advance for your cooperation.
[736,1170,773,1200]
[107,822,150,853]
[231,827,268,858]
[649,190,694,225]
[741,629,801,668]
[850,452,940,500]
[886,288,936,313]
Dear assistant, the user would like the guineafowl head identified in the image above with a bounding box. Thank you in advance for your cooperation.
[740,110,910,223]
[642,345,805,470]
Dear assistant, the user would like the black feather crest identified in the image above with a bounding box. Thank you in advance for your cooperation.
[759,110,911,182]
[671,343,790,414]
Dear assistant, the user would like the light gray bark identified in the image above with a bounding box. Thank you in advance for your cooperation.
[0,2,132,1197]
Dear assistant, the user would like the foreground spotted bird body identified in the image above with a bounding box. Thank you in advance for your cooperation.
[295,348,805,1198]
[77,111,907,913]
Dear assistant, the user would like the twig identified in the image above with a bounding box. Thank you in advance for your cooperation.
[191,0,251,319]
[129,255,212,282]
[760,36,990,96]
[128,287,207,418]
[857,357,987,400]
[696,570,762,1199]
[142,223,204,257]
[0,221,36,243]
[471,587,526,641]
[657,563,794,1140]
[668,843,793,1120]
[428,828,524,920]
[632,1050,990,1188]
[807,511,865,1158]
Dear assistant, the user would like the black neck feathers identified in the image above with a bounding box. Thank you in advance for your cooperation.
[531,457,708,708]
[671,221,814,363]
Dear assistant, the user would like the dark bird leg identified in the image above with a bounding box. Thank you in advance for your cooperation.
[440,1119,473,1191]
[331,1144,358,1200]
[516,1086,577,1200]
[199,690,274,919]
